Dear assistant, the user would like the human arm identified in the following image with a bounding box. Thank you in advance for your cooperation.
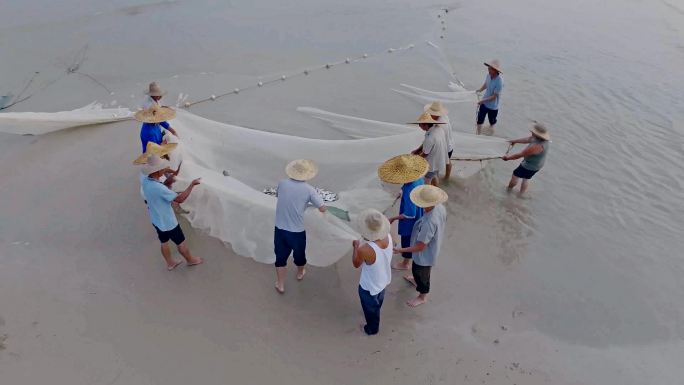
[160,121,178,138]
[352,240,376,268]
[411,145,423,155]
[502,143,543,161]
[173,178,201,204]
[393,241,427,254]
[508,136,533,145]
[476,82,486,93]
[308,186,327,212]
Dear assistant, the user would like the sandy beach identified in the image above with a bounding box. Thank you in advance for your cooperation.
[2,0,684,384]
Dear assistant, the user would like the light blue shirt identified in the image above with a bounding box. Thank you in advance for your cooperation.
[141,177,178,231]
[410,204,447,266]
[482,74,503,110]
[275,178,324,233]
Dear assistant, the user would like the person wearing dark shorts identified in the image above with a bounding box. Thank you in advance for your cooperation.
[502,122,551,196]
[273,159,327,294]
[476,59,503,136]
[140,155,203,271]
[393,185,448,308]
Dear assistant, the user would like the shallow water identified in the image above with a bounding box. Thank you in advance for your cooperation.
[1,0,683,383]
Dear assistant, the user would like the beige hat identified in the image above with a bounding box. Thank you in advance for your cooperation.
[408,112,445,125]
[410,185,448,208]
[356,209,391,241]
[530,122,550,141]
[133,142,178,165]
[423,101,448,117]
[134,106,176,123]
[141,155,171,176]
[484,59,502,73]
[144,82,166,97]
[285,159,318,181]
[378,154,428,184]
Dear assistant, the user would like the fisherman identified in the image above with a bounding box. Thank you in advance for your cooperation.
[424,101,455,180]
[139,155,203,270]
[410,112,448,187]
[352,209,393,336]
[393,185,448,307]
[141,81,167,109]
[475,59,503,136]
[136,83,179,153]
[377,154,428,271]
[274,159,327,294]
[502,122,550,195]
[135,142,182,201]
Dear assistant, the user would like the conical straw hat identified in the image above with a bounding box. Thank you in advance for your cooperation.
[144,82,166,97]
[133,142,178,165]
[285,159,318,181]
[141,155,172,176]
[408,112,445,125]
[484,59,502,73]
[134,106,176,123]
[423,101,448,116]
[356,209,390,241]
[377,154,429,184]
[409,185,448,208]
[530,122,550,141]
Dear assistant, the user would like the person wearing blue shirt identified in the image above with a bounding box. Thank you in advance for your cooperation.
[140,155,203,271]
[138,82,179,153]
[476,59,503,136]
[377,154,429,270]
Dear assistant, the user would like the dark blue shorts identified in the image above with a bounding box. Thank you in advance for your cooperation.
[401,235,412,259]
[477,105,498,125]
[154,224,185,245]
[513,165,538,179]
[274,227,307,267]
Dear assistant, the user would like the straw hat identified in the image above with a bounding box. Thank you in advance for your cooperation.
[423,101,448,117]
[356,209,391,241]
[410,185,448,208]
[285,159,318,181]
[377,154,429,184]
[530,122,550,141]
[133,142,178,165]
[141,155,171,176]
[408,112,445,125]
[144,82,166,97]
[134,106,176,123]
[484,59,502,73]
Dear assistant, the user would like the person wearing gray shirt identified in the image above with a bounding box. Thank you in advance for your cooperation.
[502,122,551,196]
[273,159,326,294]
[393,185,448,307]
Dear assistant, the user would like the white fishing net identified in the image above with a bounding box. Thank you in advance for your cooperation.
[0,105,510,266]
[0,103,131,135]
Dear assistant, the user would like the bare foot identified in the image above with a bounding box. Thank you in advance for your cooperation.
[392,261,410,270]
[167,260,183,271]
[187,258,203,267]
[407,296,427,307]
[403,275,417,287]
[296,268,306,281]
[274,282,285,294]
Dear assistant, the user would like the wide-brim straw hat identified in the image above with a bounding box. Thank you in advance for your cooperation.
[133,142,178,165]
[378,154,429,184]
[286,159,318,181]
[408,112,445,125]
[134,106,176,123]
[484,59,502,73]
[141,155,171,176]
[356,208,391,241]
[530,122,551,141]
[410,185,448,208]
[144,82,166,97]
[423,101,448,117]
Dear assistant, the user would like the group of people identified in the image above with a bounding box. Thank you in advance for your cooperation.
[132,58,551,336]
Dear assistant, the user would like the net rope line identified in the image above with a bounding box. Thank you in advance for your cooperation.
[182,8,454,108]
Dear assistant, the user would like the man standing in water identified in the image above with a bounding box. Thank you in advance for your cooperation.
[393,185,448,307]
[274,159,327,294]
[140,155,203,270]
[410,112,448,187]
[424,101,455,180]
[476,59,503,136]
[502,122,550,195]
[352,209,393,335]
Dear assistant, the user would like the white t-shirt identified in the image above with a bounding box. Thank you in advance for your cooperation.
[438,115,454,153]
[422,125,448,174]
[141,96,161,110]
